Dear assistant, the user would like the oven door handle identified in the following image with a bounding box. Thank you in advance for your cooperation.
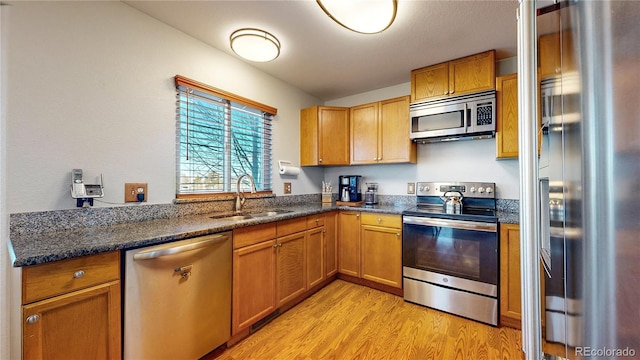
[403,216,497,232]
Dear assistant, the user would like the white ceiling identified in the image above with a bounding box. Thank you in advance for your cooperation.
[123,0,519,101]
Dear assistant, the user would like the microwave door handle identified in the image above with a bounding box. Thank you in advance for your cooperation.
[464,103,470,132]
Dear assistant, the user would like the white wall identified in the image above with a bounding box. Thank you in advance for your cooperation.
[4,1,323,214]
[323,61,520,200]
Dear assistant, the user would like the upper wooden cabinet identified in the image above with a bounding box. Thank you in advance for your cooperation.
[411,50,496,103]
[539,31,576,80]
[350,96,416,165]
[300,106,350,166]
[496,73,519,159]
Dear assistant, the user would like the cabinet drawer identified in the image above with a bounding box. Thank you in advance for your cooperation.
[360,213,401,229]
[233,222,277,249]
[306,214,325,229]
[22,251,120,304]
[277,217,307,237]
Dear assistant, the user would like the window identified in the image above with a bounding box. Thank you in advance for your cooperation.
[175,76,276,196]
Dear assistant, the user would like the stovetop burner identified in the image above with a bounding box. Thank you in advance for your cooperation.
[402,181,498,223]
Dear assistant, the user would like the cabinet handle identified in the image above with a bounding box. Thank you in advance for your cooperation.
[315,218,319,223]
[377,218,382,224]
[319,158,323,163]
[273,243,279,248]
[443,91,448,95]
[26,314,40,324]
[73,270,85,279]
[356,214,360,218]
[396,233,401,237]
[450,89,455,94]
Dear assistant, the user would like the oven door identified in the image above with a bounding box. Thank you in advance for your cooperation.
[402,216,498,288]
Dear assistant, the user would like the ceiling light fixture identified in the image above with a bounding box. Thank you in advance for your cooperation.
[317,0,397,34]
[230,28,281,62]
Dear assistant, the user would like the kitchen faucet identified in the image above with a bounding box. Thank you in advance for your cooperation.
[235,174,257,213]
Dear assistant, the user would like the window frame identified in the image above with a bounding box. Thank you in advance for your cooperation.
[175,75,277,199]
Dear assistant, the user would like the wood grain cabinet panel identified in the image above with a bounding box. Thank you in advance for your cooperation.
[496,73,520,159]
[21,252,121,360]
[232,238,277,335]
[361,224,402,288]
[350,96,416,165]
[300,106,349,166]
[306,227,325,289]
[411,50,495,102]
[276,231,307,307]
[338,211,361,277]
[324,211,338,277]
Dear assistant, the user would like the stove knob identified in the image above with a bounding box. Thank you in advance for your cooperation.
[470,187,476,193]
[425,186,430,192]
[486,187,493,194]
[418,186,425,192]
[478,187,485,194]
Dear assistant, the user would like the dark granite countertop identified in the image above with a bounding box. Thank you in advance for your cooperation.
[9,203,408,267]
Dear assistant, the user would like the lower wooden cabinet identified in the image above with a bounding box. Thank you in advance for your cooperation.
[499,223,546,330]
[338,211,402,289]
[276,231,307,307]
[232,237,277,334]
[338,211,361,277]
[21,251,121,360]
[360,213,402,288]
[500,223,522,328]
[232,213,338,336]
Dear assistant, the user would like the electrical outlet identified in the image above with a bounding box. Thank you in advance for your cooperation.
[125,183,147,202]
[284,182,292,194]
[407,182,416,194]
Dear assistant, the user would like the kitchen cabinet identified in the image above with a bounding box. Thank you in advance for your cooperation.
[300,106,350,166]
[232,223,278,335]
[496,73,519,159]
[539,31,576,80]
[338,211,361,277]
[360,213,402,288]
[324,211,338,277]
[350,96,416,165]
[499,223,546,330]
[411,50,495,103]
[21,251,121,360]
[306,214,325,289]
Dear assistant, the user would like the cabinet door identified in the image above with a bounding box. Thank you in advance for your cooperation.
[350,102,379,164]
[338,211,361,277]
[449,50,495,96]
[411,62,450,102]
[324,211,338,277]
[496,73,519,159]
[306,227,325,289]
[318,106,350,165]
[361,225,402,288]
[379,96,416,164]
[499,224,522,329]
[276,232,307,307]
[232,239,277,334]
[22,281,121,360]
[300,106,320,166]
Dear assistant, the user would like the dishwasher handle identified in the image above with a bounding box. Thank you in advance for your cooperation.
[133,233,229,261]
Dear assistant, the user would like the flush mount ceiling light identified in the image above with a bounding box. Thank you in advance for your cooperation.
[230,28,281,62]
[317,0,397,34]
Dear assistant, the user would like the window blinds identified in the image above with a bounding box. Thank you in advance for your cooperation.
[175,76,274,195]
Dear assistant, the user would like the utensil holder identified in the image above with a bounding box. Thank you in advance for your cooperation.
[322,192,333,203]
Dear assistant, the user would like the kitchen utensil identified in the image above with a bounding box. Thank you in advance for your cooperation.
[442,191,464,214]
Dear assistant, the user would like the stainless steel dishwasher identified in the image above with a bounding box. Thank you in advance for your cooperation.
[124,232,232,359]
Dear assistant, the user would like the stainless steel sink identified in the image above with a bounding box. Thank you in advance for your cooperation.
[210,209,293,221]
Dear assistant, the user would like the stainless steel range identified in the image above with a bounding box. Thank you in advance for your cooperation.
[402,181,499,326]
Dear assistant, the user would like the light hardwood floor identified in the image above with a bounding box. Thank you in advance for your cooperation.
[216,280,524,360]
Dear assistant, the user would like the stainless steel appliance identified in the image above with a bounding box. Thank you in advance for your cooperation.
[402,181,499,326]
[518,1,640,358]
[409,91,496,143]
[364,182,378,205]
[338,175,362,202]
[124,232,232,360]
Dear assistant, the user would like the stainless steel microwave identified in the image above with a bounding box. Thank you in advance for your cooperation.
[409,90,496,143]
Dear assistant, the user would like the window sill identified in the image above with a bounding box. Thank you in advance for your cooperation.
[173,191,275,204]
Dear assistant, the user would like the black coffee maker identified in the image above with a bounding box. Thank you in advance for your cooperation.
[338,175,362,202]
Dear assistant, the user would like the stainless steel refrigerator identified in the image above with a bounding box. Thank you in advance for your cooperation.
[519,1,640,359]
